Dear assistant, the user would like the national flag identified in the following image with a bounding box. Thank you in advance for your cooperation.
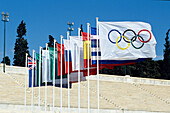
[82,32,92,68]
[98,22,156,60]
[69,36,84,71]
[28,57,36,87]
[42,50,52,83]
[91,27,97,35]
[35,53,42,86]
[57,43,66,76]
[49,47,58,80]
[63,39,72,74]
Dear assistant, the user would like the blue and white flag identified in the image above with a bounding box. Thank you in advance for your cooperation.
[98,22,157,60]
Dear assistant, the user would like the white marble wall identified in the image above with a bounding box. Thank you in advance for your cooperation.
[0,63,28,74]
[0,104,165,113]
[1,63,170,86]
[89,74,170,86]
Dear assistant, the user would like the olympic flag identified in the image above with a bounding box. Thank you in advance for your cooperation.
[98,22,156,60]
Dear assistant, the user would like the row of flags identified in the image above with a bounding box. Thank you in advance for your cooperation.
[28,21,156,88]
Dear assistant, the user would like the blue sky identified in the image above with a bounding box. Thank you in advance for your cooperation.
[0,0,170,64]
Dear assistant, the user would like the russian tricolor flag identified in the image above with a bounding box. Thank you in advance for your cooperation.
[63,39,72,74]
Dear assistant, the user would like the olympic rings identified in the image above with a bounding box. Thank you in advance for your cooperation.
[138,29,152,43]
[131,35,144,49]
[108,29,122,44]
[116,36,130,50]
[122,29,137,43]
[108,29,152,50]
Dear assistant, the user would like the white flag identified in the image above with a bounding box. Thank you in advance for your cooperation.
[63,39,70,51]
[98,21,157,60]
[69,36,84,71]
[42,50,52,82]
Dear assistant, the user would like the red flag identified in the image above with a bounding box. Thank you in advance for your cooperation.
[57,43,66,76]
[82,32,91,41]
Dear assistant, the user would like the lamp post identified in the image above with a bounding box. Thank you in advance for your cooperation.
[67,22,74,36]
[1,12,9,73]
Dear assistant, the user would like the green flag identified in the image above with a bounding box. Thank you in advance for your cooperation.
[49,47,67,80]
[35,53,42,86]
[49,47,58,80]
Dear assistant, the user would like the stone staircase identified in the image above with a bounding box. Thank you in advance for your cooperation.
[0,72,170,113]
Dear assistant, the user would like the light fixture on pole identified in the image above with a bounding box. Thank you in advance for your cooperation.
[1,12,9,73]
[67,22,74,36]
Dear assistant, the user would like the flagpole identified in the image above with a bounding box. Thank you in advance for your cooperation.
[60,35,63,113]
[87,23,90,113]
[39,46,42,112]
[35,52,37,112]
[53,40,56,113]
[35,54,37,88]
[48,45,50,110]
[45,43,48,113]
[25,53,28,113]
[78,28,81,113]
[67,31,70,113]
[32,50,35,113]
[96,17,100,113]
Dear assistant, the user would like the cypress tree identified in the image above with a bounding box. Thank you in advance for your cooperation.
[131,59,161,79]
[162,29,170,79]
[13,20,30,66]
[80,24,83,36]
[47,35,55,47]
[1,56,11,65]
